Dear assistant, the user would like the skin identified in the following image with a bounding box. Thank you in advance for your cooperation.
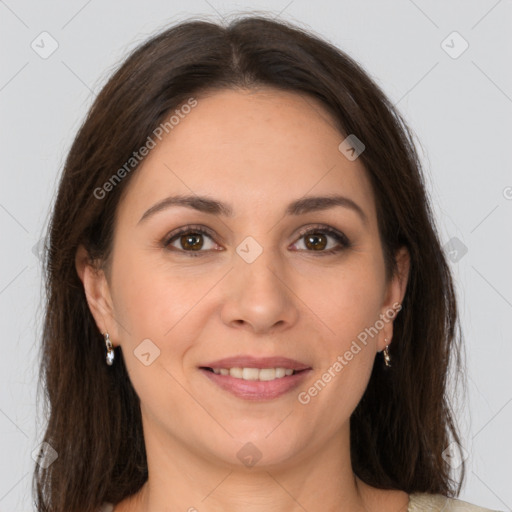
[76,88,410,512]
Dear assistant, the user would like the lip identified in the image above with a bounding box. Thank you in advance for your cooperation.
[200,355,311,371]
[200,367,313,401]
[199,356,313,401]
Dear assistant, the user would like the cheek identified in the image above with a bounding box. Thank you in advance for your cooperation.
[109,255,200,411]
[297,269,383,429]
[110,246,199,334]
[109,249,217,379]
[326,259,385,396]
[310,260,385,344]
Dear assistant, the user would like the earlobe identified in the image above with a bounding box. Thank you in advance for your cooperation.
[75,244,117,341]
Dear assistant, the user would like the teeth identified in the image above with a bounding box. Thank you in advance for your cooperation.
[260,368,278,381]
[230,367,243,378]
[242,368,259,380]
[210,367,296,381]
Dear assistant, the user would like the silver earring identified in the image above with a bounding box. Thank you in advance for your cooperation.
[104,333,115,366]
[383,338,391,367]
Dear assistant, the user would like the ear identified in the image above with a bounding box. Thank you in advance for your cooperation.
[75,244,120,344]
[378,246,410,351]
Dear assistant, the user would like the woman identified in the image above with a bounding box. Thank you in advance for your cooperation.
[33,15,502,512]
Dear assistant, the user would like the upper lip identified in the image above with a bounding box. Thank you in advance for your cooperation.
[200,356,311,371]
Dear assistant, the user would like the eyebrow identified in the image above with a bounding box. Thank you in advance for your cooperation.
[138,194,368,225]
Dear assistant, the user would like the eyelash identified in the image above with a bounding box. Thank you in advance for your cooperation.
[162,224,351,258]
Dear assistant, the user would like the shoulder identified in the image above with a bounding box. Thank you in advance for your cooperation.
[408,492,504,512]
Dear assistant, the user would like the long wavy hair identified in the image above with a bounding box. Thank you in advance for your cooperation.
[33,14,466,512]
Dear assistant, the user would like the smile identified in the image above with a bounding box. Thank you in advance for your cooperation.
[199,367,312,400]
[205,367,296,381]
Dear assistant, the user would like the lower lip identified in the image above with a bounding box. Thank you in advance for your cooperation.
[200,368,312,401]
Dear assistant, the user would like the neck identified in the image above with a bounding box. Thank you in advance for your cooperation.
[124,420,375,512]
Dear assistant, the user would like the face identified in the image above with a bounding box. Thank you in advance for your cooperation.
[79,88,409,470]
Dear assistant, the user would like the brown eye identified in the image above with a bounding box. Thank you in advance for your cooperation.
[163,224,350,258]
[304,232,328,251]
[179,232,204,251]
[292,226,350,255]
[164,226,218,256]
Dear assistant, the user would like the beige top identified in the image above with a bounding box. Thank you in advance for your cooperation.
[99,492,502,511]
[407,493,501,511]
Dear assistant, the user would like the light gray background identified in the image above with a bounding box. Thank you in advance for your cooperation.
[1,1,511,511]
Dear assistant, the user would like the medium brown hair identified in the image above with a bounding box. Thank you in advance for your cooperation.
[34,15,466,512]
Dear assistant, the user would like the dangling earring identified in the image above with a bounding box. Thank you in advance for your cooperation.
[104,333,115,366]
[383,338,391,367]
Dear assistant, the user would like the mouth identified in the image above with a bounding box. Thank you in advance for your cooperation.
[198,356,312,401]
[200,366,305,381]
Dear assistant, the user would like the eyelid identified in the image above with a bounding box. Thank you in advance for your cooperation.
[163,223,351,255]
[163,224,218,246]
[294,223,350,246]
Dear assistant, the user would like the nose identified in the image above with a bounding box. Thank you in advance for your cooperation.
[219,246,299,335]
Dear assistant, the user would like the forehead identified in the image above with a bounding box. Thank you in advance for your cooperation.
[117,88,377,225]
